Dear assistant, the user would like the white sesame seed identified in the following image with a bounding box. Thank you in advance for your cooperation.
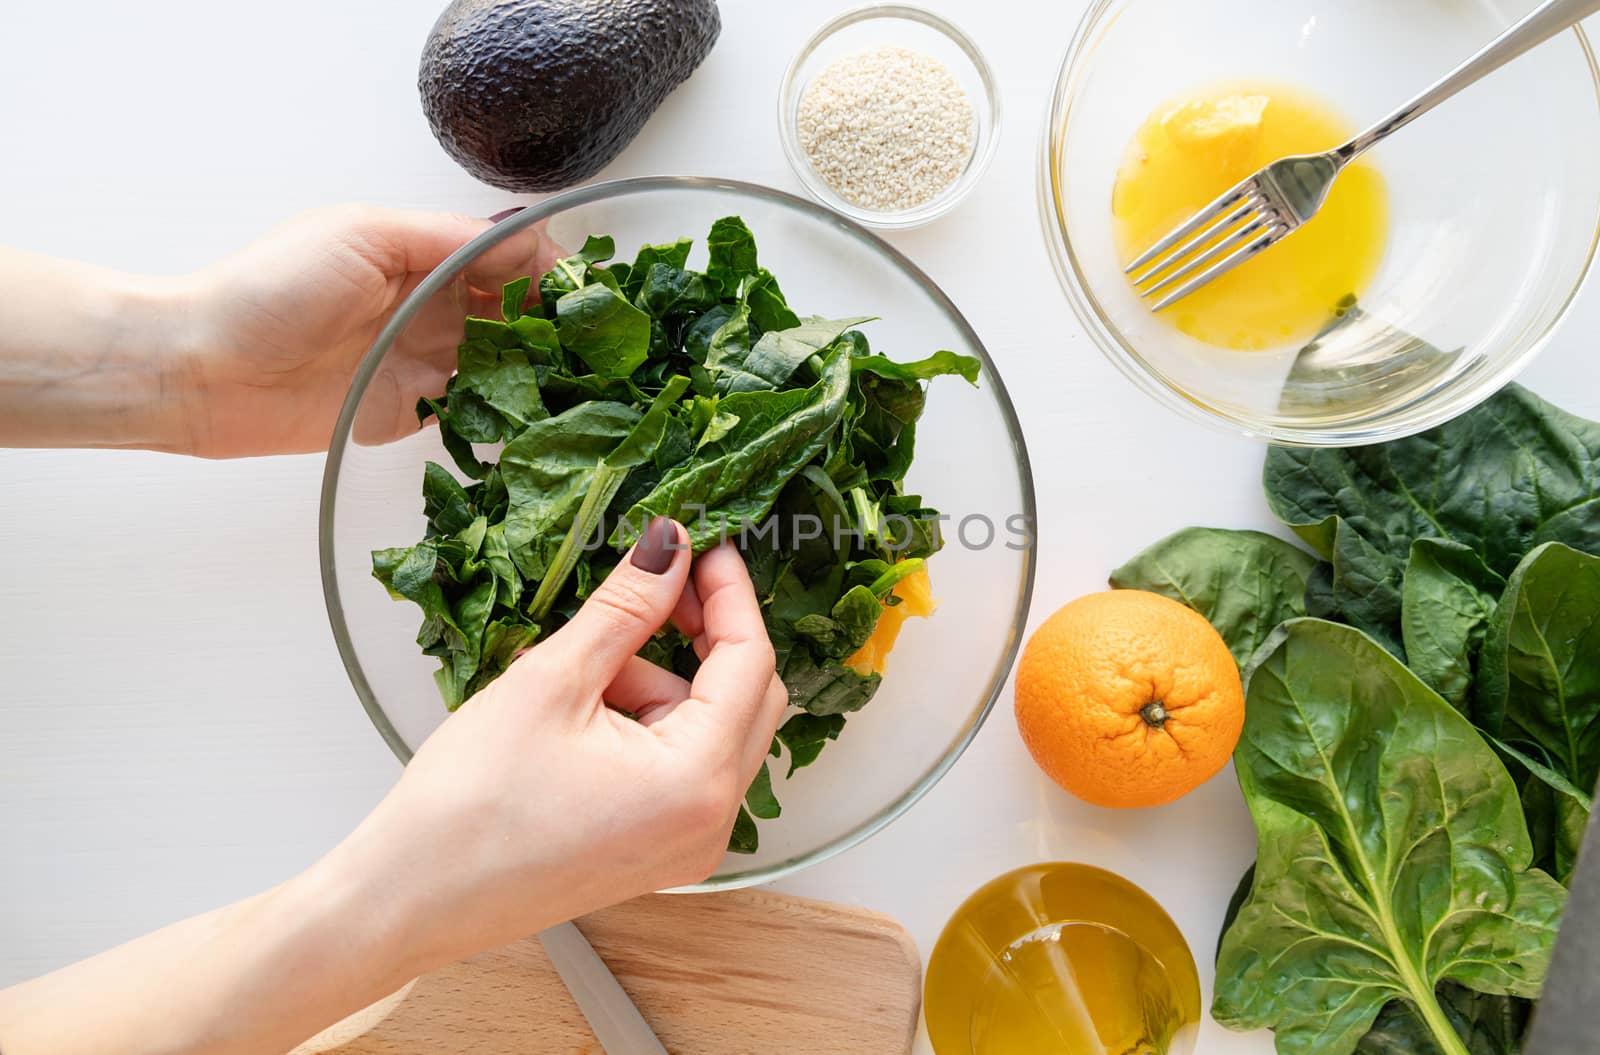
[797,45,976,213]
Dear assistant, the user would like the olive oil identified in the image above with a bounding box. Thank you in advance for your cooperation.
[926,864,1200,1055]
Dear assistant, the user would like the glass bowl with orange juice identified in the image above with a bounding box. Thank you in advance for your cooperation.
[1040,0,1600,446]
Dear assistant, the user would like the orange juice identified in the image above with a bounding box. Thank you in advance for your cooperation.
[1113,83,1388,351]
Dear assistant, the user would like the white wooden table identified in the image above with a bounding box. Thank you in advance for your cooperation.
[4,2,1598,1052]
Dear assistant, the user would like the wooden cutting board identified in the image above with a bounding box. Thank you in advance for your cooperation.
[294,889,922,1055]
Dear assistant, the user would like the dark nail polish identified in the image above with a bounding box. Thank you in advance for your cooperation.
[631,516,677,574]
[488,206,525,223]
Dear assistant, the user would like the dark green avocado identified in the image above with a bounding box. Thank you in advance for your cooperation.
[419,0,720,192]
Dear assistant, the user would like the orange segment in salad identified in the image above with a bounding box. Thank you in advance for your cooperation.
[846,565,938,675]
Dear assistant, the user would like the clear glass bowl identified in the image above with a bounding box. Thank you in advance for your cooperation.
[779,4,1001,229]
[926,864,1200,1055]
[1040,0,1600,446]
[319,176,1035,889]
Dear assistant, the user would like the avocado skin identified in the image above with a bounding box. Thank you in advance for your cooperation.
[419,0,720,192]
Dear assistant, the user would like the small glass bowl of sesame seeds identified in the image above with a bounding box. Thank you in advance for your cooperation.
[779,4,1001,230]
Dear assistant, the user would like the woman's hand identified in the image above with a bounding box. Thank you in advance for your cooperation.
[324,516,789,969]
[0,205,561,457]
[0,518,788,1055]
[179,204,561,457]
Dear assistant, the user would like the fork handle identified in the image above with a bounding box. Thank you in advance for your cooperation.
[1339,0,1600,160]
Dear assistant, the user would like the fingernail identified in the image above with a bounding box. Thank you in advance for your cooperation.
[488,206,525,223]
[631,516,678,574]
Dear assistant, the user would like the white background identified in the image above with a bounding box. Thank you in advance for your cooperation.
[4,2,1599,1052]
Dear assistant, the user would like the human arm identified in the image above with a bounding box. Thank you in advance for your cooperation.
[0,519,788,1054]
[0,205,559,457]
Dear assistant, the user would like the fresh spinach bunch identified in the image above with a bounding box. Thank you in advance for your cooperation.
[1215,620,1565,1055]
[1112,384,1600,1054]
[373,217,980,853]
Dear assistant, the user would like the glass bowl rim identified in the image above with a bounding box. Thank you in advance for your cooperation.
[777,2,1003,231]
[1036,0,1600,447]
[318,174,1039,890]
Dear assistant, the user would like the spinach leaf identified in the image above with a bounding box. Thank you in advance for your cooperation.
[781,648,881,716]
[526,378,690,620]
[1476,542,1600,811]
[1110,527,1318,666]
[501,276,532,322]
[373,543,453,638]
[855,556,926,599]
[500,402,641,578]
[500,401,641,511]
[613,348,854,549]
[621,238,693,299]
[417,385,511,480]
[555,283,652,379]
[708,316,872,395]
[1216,864,1254,965]
[441,388,509,445]
[684,303,734,363]
[791,585,883,660]
[745,761,781,820]
[744,268,800,333]
[478,521,521,607]
[1308,518,1406,655]
[775,712,847,776]
[634,263,719,320]
[1214,619,1565,1055]
[1265,385,1600,645]
[433,578,496,709]
[1356,984,1531,1055]
[1522,777,1588,886]
[422,461,476,537]
[417,400,489,480]
[768,563,848,646]
[705,216,758,297]
[697,304,752,384]
[537,371,637,413]
[452,341,549,429]
[851,350,982,386]
[373,538,510,711]
[881,495,943,560]
[728,807,759,855]
[538,234,616,307]
[1402,539,1505,712]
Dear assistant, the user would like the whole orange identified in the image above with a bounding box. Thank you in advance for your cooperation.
[1013,590,1244,808]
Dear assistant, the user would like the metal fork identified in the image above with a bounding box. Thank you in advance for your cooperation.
[1127,0,1600,311]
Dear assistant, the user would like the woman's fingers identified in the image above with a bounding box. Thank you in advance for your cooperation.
[606,656,692,722]
[616,544,787,779]
[319,205,492,278]
[689,543,774,720]
[515,518,691,706]
[657,544,780,768]
[669,574,709,661]
[739,674,791,781]
[462,218,563,296]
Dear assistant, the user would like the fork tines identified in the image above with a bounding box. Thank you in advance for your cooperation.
[1124,178,1288,310]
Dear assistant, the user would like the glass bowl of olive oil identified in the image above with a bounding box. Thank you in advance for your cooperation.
[926,863,1200,1055]
[1040,0,1600,446]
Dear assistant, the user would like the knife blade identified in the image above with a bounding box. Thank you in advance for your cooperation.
[538,921,670,1055]
[1525,794,1600,1054]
